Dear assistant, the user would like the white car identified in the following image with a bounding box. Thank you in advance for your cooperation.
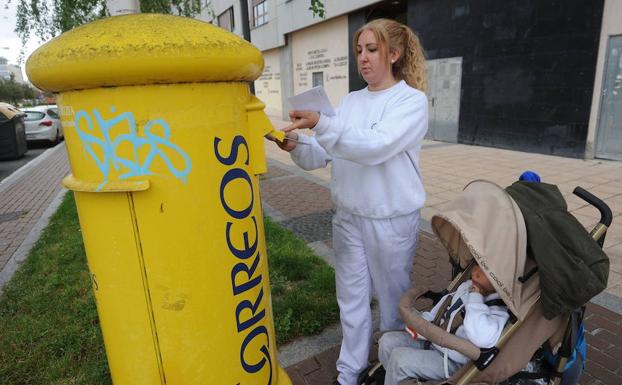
[22,105,63,144]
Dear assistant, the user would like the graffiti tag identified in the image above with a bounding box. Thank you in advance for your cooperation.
[74,108,192,190]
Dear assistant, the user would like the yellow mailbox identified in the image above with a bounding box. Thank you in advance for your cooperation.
[27,13,290,385]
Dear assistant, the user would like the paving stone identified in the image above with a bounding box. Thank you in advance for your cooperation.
[261,165,292,180]
[290,356,320,375]
[587,346,621,373]
[585,360,620,385]
[260,176,334,219]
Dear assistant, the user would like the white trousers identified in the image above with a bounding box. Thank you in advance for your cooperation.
[333,209,419,385]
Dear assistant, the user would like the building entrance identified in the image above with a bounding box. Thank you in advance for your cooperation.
[425,57,462,143]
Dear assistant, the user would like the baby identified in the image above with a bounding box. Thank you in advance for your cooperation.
[378,265,509,385]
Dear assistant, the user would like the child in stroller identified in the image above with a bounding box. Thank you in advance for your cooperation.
[379,264,509,384]
[358,178,611,385]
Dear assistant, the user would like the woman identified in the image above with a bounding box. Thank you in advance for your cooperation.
[276,18,428,385]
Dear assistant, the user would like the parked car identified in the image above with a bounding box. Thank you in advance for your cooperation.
[0,102,27,159]
[21,105,63,144]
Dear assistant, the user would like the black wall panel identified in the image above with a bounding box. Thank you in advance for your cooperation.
[408,0,604,157]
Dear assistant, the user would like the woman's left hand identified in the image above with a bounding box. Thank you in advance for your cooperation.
[284,110,320,133]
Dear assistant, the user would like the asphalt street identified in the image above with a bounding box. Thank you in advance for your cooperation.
[0,142,56,183]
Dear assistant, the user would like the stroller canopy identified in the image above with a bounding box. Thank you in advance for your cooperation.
[431,180,539,321]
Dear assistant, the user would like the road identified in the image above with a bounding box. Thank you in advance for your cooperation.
[0,142,57,183]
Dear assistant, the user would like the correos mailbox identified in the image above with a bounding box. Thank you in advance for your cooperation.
[26,13,290,385]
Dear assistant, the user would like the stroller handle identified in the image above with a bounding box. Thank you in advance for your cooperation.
[573,187,612,247]
[573,187,612,227]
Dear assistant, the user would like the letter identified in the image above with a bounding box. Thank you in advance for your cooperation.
[231,253,262,295]
[226,216,258,260]
[214,135,249,166]
[236,287,266,332]
[220,168,254,219]
[240,325,273,385]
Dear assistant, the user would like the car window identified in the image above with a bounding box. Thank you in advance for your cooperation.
[24,111,45,121]
[47,109,60,119]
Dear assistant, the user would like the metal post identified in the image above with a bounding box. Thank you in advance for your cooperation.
[240,0,255,94]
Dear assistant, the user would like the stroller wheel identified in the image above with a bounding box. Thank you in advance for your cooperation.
[357,362,385,385]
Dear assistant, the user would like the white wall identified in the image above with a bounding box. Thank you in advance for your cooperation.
[291,15,349,107]
[255,48,283,116]
[585,0,622,158]
[8,65,24,83]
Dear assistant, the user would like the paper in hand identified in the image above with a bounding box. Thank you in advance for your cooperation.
[288,86,336,117]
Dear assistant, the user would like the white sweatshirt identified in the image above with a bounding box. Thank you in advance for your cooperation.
[421,280,510,364]
[290,80,428,218]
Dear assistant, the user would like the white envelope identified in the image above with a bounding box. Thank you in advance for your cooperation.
[288,86,336,117]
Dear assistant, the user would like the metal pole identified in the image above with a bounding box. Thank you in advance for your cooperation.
[240,0,255,94]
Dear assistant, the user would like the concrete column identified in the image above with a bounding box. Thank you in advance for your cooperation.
[280,39,294,121]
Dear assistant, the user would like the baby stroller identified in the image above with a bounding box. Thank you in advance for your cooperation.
[358,179,612,385]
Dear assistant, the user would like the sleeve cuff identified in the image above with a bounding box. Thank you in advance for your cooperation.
[290,133,311,157]
[313,113,331,135]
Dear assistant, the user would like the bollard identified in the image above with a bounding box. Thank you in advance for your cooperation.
[27,13,290,385]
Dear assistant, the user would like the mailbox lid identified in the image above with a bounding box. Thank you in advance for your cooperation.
[27,14,264,92]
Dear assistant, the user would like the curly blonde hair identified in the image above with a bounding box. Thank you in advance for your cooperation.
[353,18,427,92]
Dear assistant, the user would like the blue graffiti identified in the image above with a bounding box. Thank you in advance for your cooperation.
[74,108,192,190]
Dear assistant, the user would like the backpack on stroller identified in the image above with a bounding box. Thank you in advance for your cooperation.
[358,180,611,385]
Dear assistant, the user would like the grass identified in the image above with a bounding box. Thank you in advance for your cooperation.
[265,216,339,344]
[0,193,338,384]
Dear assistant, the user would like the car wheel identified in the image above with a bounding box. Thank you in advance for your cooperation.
[52,128,60,145]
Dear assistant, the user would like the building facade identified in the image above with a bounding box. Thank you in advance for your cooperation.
[204,0,621,160]
[8,65,25,83]
[0,57,25,83]
[0,57,10,80]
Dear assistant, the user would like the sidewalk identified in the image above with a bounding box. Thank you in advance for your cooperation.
[0,128,620,384]
[0,144,69,293]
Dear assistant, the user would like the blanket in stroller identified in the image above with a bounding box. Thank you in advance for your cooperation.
[505,181,609,319]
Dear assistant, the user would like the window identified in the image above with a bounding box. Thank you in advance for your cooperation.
[218,7,234,32]
[252,0,267,27]
[47,109,60,119]
[24,111,45,121]
[312,72,324,87]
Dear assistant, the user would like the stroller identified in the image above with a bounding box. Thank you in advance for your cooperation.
[359,179,612,385]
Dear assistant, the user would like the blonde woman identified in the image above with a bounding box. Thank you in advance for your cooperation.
[277,18,428,385]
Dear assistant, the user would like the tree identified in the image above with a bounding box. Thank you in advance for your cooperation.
[12,0,202,62]
[13,0,325,63]
[21,83,36,100]
[0,78,25,105]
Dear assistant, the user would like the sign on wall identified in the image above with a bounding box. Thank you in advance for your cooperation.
[255,49,282,117]
[291,15,349,107]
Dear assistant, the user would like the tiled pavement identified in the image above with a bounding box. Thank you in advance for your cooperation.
[0,133,621,384]
[0,143,69,291]
[262,157,622,385]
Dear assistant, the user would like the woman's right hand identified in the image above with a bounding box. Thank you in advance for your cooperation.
[276,132,298,152]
